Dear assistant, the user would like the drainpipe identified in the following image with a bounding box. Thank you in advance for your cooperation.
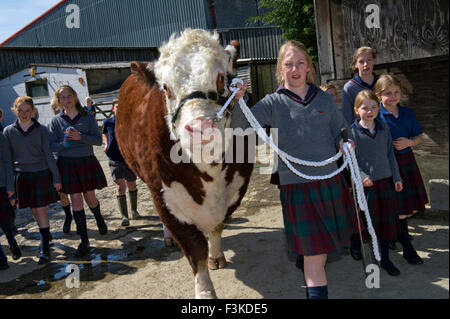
[209,0,217,29]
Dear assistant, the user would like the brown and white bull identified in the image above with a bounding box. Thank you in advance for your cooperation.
[115,29,253,298]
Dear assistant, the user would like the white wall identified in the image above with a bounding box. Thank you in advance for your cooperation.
[0,66,88,127]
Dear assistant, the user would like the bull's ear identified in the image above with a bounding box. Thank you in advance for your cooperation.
[162,83,172,99]
[130,61,156,86]
[225,40,240,68]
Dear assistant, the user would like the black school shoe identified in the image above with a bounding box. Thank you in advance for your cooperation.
[38,252,51,265]
[63,217,72,233]
[403,251,424,265]
[381,260,401,276]
[10,244,22,260]
[75,242,90,257]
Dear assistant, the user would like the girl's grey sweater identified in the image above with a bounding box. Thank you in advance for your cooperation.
[3,120,61,184]
[0,133,14,192]
[350,119,401,183]
[48,111,102,157]
[230,87,351,185]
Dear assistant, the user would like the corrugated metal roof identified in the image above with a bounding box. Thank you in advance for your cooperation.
[0,47,157,80]
[218,27,283,60]
[1,0,211,47]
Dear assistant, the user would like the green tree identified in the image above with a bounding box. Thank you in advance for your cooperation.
[248,0,318,62]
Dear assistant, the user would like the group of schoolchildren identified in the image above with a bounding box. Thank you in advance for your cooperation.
[232,42,428,299]
[0,87,152,270]
[0,43,429,299]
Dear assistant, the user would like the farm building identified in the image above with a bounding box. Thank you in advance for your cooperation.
[314,0,449,199]
[0,62,132,126]
[0,0,283,126]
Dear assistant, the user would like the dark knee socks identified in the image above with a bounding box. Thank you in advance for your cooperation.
[398,218,415,255]
[63,204,72,220]
[306,285,328,299]
[39,227,51,254]
[73,210,89,244]
[380,239,391,263]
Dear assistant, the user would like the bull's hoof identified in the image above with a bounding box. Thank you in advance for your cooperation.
[195,289,217,299]
[208,256,227,270]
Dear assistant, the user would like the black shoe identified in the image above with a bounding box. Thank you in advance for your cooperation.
[10,244,22,260]
[403,251,424,265]
[295,255,304,270]
[350,247,362,261]
[38,252,50,265]
[0,259,9,270]
[95,217,108,235]
[381,260,401,276]
[63,217,72,233]
[75,242,90,257]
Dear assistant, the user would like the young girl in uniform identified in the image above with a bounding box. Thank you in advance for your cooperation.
[3,96,61,264]
[320,83,338,104]
[48,86,108,257]
[341,47,379,125]
[232,40,358,299]
[375,75,428,265]
[350,90,403,275]
[102,99,141,227]
[50,97,73,234]
[0,132,21,270]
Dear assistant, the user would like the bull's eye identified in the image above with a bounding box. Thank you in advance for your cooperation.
[220,75,224,82]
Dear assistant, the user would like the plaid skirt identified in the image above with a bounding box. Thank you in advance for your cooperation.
[280,173,360,257]
[57,156,107,194]
[0,187,14,223]
[364,177,399,241]
[395,151,428,214]
[15,170,60,209]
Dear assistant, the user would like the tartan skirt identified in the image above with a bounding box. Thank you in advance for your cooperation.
[364,177,399,241]
[279,173,360,257]
[0,187,14,223]
[394,151,428,214]
[57,156,107,194]
[15,170,60,209]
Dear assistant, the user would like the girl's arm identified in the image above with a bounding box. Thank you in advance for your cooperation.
[0,133,15,194]
[42,127,62,185]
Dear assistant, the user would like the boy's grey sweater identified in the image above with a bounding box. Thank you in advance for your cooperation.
[0,133,14,192]
[3,121,61,184]
[350,119,401,183]
[230,88,351,185]
[48,112,102,157]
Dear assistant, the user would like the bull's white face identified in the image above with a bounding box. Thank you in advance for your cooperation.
[154,29,235,163]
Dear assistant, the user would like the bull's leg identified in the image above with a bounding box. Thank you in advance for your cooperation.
[159,211,217,298]
[195,259,216,299]
[207,222,227,270]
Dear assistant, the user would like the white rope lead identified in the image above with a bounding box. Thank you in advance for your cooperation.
[216,81,380,261]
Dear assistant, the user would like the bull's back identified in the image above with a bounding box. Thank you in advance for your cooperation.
[116,66,169,191]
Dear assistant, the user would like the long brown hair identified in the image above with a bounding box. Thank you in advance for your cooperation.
[276,40,315,85]
[54,85,87,116]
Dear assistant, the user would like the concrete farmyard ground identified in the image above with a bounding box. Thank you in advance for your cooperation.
[0,145,448,299]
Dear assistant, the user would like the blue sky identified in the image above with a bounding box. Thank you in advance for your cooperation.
[0,0,62,44]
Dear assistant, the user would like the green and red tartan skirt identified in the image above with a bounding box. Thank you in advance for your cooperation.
[0,187,14,223]
[364,177,399,241]
[280,173,360,257]
[394,150,428,214]
[15,169,60,209]
[57,156,107,194]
